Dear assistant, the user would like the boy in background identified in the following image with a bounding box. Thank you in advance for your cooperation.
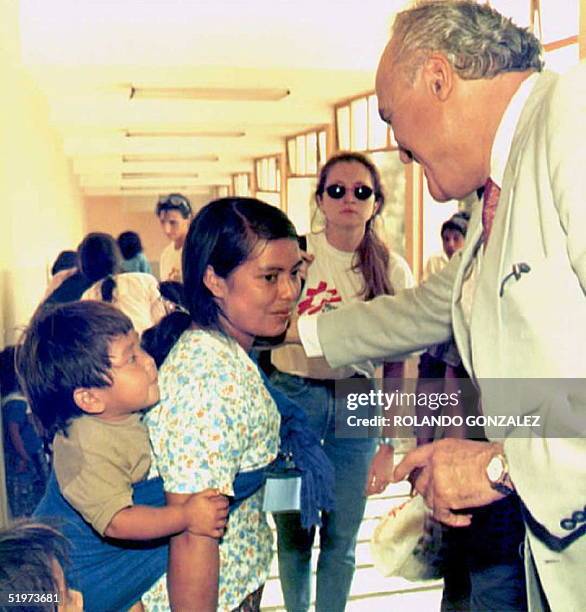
[155,193,192,282]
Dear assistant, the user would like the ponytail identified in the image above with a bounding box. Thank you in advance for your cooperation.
[100,275,117,303]
[141,311,191,367]
[353,220,394,300]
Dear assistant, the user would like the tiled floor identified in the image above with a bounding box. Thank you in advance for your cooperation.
[260,477,443,611]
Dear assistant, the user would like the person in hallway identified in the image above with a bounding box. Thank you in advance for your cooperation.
[79,232,166,335]
[1,345,49,518]
[416,211,470,445]
[43,246,92,306]
[156,192,193,282]
[270,151,414,612]
[42,250,80,301]
[290,2,586,610]
[423,212,468,281]
[117,231,153,274]
[143,197,312,611]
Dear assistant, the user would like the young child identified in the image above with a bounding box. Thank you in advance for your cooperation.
[17,301,228,612]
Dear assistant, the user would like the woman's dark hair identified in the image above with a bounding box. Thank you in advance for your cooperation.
[78,233,122,303]
[117,231,143,260]
[316,151,393,299]
[159,281,186,309]
[51,250,77,276]
[17,301,133,436]
[142,197,298,365]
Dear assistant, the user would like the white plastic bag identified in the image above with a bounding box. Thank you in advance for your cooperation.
[370,494,443,581]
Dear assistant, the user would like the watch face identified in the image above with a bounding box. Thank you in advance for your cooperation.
[486,455,504,482]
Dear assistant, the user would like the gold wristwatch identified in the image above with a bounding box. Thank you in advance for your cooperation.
[486,453,514,496]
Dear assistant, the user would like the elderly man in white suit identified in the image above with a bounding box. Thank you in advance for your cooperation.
[292,2,586,610]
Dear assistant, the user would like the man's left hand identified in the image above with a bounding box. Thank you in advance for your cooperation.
[393,439,507,527]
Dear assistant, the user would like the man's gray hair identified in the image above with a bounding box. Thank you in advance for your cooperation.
[391,0,543,81]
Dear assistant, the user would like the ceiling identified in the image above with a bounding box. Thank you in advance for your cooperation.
[18,0,408,199]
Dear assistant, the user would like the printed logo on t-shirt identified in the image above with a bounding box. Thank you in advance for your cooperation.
[298,281,342,315]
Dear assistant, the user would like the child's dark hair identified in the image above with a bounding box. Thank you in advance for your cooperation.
[316,151,393,300]
[142,197,298,366]
[441,212,469,238]
[0,519,70,612]
[117,231,143,260]
[17,301,133,436]
[78,233,122,302]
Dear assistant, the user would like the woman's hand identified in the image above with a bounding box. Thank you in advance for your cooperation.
[365,444,395,495]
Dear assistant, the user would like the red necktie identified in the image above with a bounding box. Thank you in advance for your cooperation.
[482,177,501,246]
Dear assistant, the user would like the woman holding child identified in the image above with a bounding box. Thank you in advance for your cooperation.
[144,197,320,611]
[21,198,331,612]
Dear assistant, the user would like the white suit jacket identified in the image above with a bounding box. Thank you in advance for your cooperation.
[315,65,586,610]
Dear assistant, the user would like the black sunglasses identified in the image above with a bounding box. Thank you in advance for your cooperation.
[325,184,374,201]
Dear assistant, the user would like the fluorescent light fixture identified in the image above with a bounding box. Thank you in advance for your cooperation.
[125,130,245,138]
[122,154,219,163]
[120,186,210,193]
[122,172,199,179]
[129,86,290,102]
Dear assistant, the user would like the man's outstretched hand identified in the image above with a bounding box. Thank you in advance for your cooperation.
[393,439,508,527]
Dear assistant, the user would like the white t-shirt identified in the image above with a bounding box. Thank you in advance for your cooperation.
[423,252,449,281]
[82,272,166,335]
[272,231,415,379]
[159,242,183,282]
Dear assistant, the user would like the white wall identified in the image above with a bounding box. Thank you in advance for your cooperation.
[0,0,86,526]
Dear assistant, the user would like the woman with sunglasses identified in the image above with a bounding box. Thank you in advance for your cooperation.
[271,151,414,612]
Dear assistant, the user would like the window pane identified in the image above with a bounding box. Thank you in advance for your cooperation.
[369,151,406,256]
[351,98,368,151]
[306,132,317,175]
[256,191,281,208]
[296,135,306,175]
[318,131,327,167]
[268,157,277,191]
[336,106,350,150]
[286,177,316,235]
[261,158,269,191]
[234,174,250,197]
[544,43,579,72]
[256,160,263,190]
[368,94,387,150]
[540,0,577,42]
[488,1,531,29]
[287,138,296,174]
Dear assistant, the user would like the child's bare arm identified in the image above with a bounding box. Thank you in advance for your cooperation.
[104,488,228,540]
[166,492,220,611]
